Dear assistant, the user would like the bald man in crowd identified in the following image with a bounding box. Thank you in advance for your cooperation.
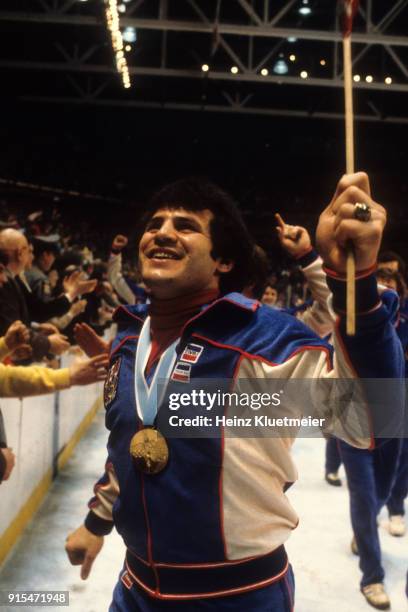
[0,229,56,359]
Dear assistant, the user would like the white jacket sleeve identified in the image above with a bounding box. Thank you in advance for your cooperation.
[85,461,119,535]
[297,254,333,338]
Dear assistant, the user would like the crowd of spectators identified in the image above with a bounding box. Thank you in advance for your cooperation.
[1,186,407,610]
[1,198,407,492]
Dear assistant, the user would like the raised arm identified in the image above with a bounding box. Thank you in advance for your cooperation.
[276,213,332,336]
[107,235,136,305]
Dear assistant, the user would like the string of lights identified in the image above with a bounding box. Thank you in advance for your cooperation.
[195,2,396,87]
[200,58,394,85]
[104,0,131,89]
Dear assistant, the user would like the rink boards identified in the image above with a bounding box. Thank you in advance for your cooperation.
[0,352,104,566]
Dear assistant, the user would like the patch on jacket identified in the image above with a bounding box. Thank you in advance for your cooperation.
[171,362,191,383]
[180,343,204,364]
[104,358,121,405]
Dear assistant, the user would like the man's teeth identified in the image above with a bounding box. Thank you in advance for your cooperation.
[152,252,177,259]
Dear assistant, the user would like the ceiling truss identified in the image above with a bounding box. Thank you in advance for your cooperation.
[0,0,407,123]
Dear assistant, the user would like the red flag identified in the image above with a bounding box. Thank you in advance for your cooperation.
[342,0,359,37]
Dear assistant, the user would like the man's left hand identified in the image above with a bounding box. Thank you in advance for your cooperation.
[316,172,386,274]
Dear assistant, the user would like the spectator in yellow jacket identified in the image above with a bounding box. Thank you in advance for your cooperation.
[0,320,108,483]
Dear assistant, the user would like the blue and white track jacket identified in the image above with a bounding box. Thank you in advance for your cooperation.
[86,274,403,572]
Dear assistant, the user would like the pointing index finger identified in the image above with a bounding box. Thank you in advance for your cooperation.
[275,213,285,230]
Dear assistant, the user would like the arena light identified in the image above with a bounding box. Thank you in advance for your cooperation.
[118,4,126,13]
[300,70,308,79]
[289,54,296,62]
[385,76,392,85]
[273,59,289,75]
[365,75,373,83]
[299,0,312,16]
[353,74,361,82]
[123,26,137,43]
[287,37,297,43]
[201,64,209,72]
[105,0,131,89]
[231,66,239,74]
[261,68,269,76]
[320,59,326,66]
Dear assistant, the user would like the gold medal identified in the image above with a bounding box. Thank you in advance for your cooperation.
[129,428,169,474]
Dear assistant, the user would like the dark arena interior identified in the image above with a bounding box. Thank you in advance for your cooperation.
[0,2,407,611]
[0,1,408,260]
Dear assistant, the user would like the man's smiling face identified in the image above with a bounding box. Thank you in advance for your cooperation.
[138,207,232,299]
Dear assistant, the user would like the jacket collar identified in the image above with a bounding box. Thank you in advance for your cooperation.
[113,292,259,333]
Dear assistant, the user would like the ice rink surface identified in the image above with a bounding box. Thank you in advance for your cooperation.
[0,410,406,611]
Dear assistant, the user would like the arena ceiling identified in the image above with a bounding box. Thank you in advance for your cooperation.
[1,0,408,124]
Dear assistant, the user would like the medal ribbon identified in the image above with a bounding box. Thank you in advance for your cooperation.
[134,316,178,425]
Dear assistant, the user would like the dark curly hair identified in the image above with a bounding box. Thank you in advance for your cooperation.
[378,251,406,276]
[139,177,255,295]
